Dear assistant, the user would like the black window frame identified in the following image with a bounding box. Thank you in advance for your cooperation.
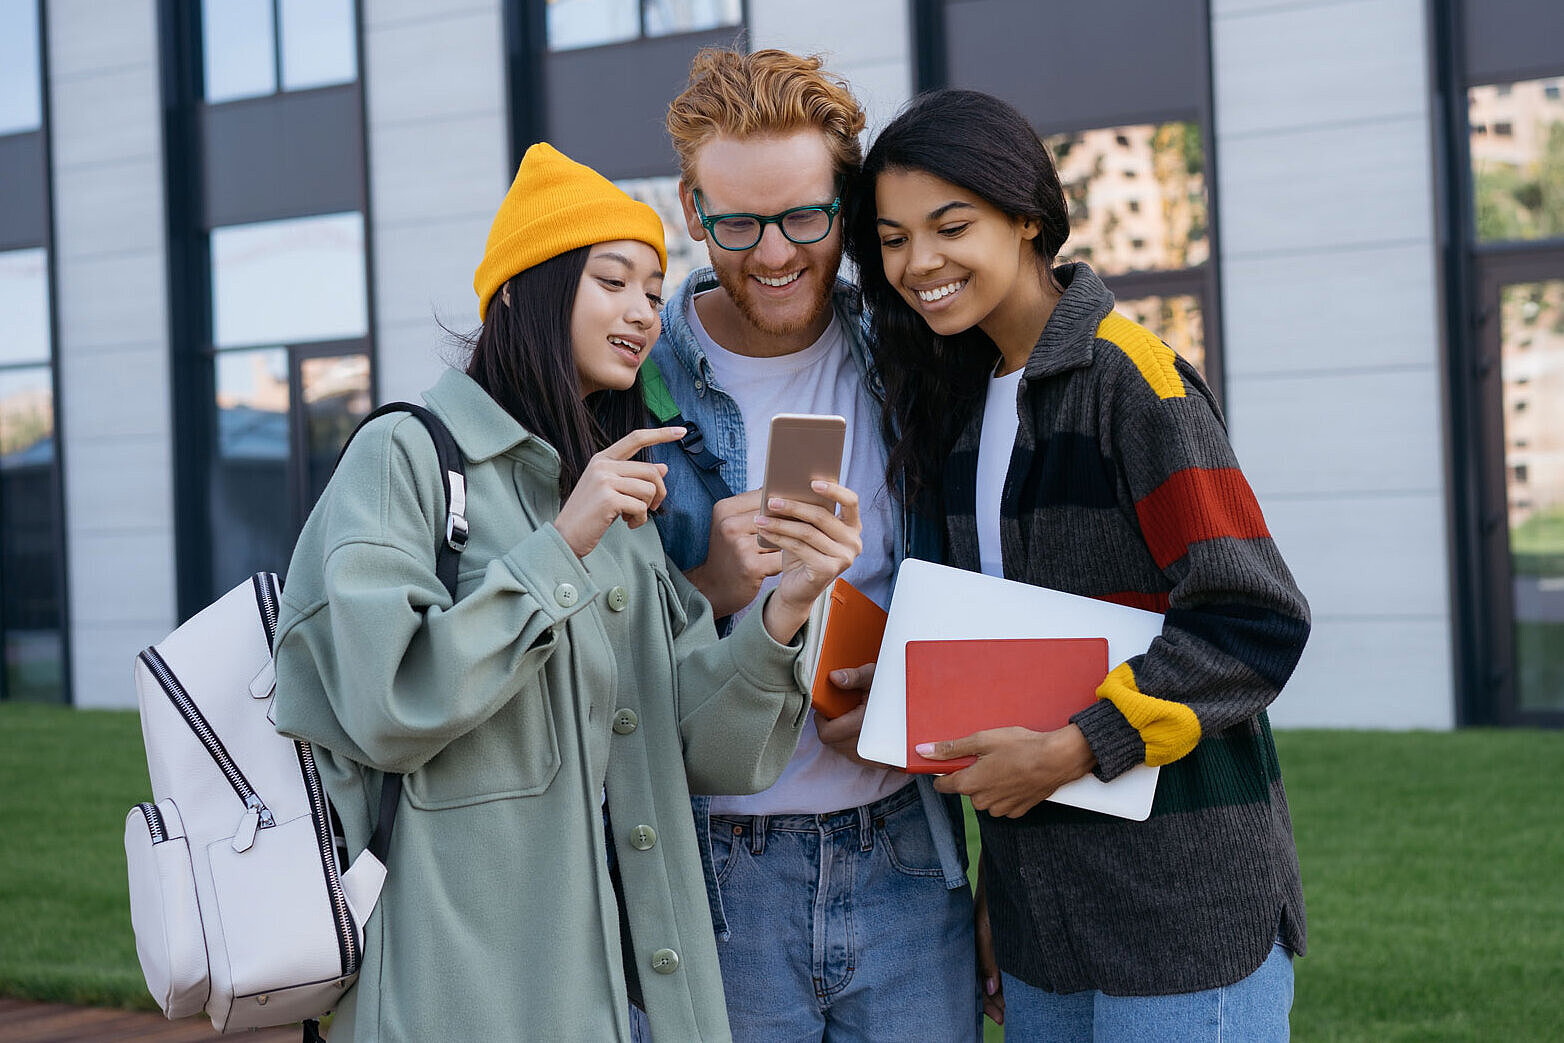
[0,0,71,705]
[1434,0,1564,727]
[198,0,362,105]
[159,0,377,617]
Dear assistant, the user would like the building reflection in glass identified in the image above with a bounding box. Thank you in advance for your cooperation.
[1500,280,1564,711]
[1469,77,1564,243]
[211,348,291,591]
[1047,121,1208,279]
[0,365,63,703]
[302,352,372,504]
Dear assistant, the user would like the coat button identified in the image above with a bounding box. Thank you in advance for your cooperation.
[629,824,657,851]
[607,586,629,612]
[651,948,680,974]
[554,582,578,607]
[612,708,638,734]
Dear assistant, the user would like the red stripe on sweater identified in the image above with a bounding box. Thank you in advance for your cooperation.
[1097,590,1171,614]
[1135,467,1270,570]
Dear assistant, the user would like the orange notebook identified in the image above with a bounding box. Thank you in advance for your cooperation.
[805,579,889,719]
[904,638,1110,773]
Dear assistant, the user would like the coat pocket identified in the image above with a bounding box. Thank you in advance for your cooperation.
[124,799,210,1018]
[651,564,689,634]
[402,680,562,809]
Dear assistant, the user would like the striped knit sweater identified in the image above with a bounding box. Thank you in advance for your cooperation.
[944,262,1310,995]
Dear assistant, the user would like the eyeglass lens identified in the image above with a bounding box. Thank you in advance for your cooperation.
[712,208,832,249]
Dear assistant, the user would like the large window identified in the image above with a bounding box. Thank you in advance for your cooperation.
[0,0,42,135]
[1466,75,1564,720]
[0,260,65,703]
[545,0,740,51]
[206,213,371,589]
[0,0,65,704]
[164,0,374,611]
[1048,120,1212,375]
[202,0,358,103]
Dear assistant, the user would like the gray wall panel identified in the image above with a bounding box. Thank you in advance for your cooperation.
[0,132,48,249]
[1463,0,1564,84]
[202,85,366,229]
[544,27,743,180]
[944,0,1207,132]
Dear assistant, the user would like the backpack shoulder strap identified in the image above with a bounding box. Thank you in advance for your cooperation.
[333,401,468,867]
[338,401,467,602]
[639,358,735,503]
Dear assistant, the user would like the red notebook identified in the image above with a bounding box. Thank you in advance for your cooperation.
[904,637,1110,773]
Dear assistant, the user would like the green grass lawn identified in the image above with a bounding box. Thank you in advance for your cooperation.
[3,706,1562,1039]
[0,704,154,1007]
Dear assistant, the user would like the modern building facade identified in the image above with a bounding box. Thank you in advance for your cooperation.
[1,0,1560,729]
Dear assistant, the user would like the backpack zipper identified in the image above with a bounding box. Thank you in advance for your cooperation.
[136,801,168,844]
[253,572,280,652]
[295,739,361,977]
[139,645,276,832]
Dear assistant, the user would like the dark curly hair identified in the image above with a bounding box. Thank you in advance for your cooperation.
[846,89,1070,505]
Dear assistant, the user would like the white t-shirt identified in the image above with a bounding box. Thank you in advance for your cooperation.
[977,367,1024,579]
[688,293,905,815]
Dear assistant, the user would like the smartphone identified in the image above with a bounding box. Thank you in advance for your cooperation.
[758,413,847,550]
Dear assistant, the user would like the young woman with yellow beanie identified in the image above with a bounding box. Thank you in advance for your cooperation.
[272,143,861,1041]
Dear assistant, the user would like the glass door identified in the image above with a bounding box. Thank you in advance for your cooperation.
[1476,254,1564,721]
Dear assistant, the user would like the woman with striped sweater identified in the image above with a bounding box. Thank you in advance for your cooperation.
[846,89,1311,1042]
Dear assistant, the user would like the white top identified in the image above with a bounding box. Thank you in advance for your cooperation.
[688,293,904,815]
[977,366,1024,579]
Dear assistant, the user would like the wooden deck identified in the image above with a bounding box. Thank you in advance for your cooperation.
[0,998,304,1041]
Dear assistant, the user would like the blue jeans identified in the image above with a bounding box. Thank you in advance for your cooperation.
[999,941,1295,1042]
[706,784,978,1042]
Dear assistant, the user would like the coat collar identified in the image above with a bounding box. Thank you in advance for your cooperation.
[1021,261,1116,382]
[422,367,561,475]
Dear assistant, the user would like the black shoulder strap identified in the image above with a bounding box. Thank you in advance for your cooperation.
[640,357,735,503]
[332,401,468,867]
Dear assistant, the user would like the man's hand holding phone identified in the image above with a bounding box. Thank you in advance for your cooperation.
[685,490,784,618]
[757,478,862,645]
[752,412,859,643]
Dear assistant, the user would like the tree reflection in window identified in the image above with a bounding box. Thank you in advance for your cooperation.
[1048,121,1208,279]
[1470,78,1564,243]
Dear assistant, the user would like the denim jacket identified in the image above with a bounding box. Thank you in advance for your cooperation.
[646,268,967,937]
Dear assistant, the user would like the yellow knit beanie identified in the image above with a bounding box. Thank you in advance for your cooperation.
[474,143,668,322]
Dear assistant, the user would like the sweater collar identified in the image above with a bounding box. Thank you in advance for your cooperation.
[422,367,561,474]
[1021,262,1116,381]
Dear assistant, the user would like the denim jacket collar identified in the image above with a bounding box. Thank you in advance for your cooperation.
[657,266,882,400]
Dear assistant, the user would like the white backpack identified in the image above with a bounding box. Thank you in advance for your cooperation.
[123,404,467,1035]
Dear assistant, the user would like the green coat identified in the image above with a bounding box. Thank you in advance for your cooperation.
[273,368,809,1041]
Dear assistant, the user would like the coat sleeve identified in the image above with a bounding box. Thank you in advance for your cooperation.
[273,415,601,774]
[659,559,810,795]
[1070,355,1311,781]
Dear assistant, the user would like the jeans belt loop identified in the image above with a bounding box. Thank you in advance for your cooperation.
[749,815,767,855]
[858,803,874,852]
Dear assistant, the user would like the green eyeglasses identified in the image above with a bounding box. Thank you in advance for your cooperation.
[693,189,842,251]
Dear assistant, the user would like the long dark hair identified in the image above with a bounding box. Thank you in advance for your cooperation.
[458,245,644,498]
[846,89,1071,504]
